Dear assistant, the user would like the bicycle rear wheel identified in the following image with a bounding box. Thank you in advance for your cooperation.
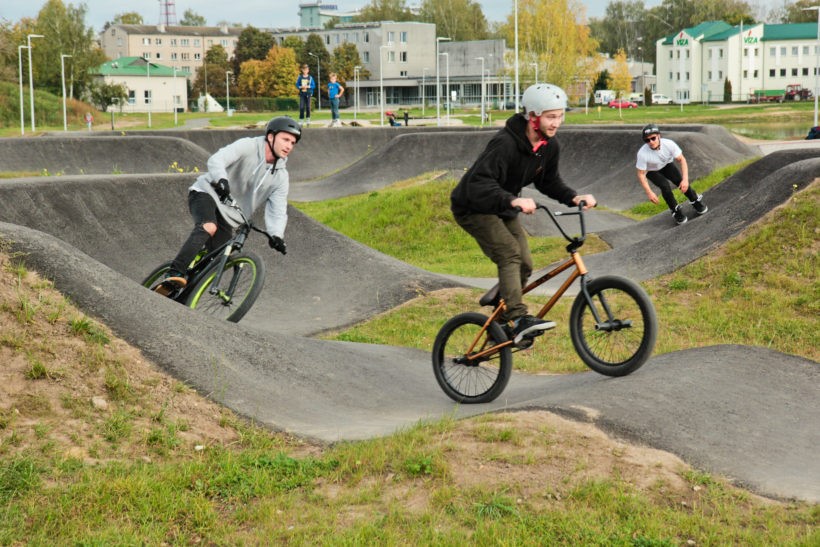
[569,275,657,376]
[432,312,512,404]
[185,251,265,322]
[141,261,172,289]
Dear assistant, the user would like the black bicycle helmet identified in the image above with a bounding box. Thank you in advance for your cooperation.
[265,116,302,143]
[642,123,660,141]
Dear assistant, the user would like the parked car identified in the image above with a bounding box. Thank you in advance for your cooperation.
[608,99,638,109]
[652,94,673,105]
[628,92,644,102]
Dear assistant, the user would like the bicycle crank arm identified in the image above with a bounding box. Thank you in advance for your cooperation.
[595,319,633,332]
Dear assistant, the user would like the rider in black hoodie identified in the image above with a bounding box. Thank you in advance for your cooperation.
[451,83,596,345]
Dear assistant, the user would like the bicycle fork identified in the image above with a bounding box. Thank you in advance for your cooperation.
[208,232,248,303]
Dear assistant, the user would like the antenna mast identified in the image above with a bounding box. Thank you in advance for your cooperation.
[159,0,178,26]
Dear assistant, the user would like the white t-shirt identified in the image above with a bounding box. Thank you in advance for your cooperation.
[636,138,682,172]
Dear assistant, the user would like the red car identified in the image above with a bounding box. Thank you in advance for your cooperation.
[608,99,639,109]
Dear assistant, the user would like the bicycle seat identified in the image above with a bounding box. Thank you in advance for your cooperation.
[479,285,500,307]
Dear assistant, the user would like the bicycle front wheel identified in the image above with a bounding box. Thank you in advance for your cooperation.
[185,251,265,322]
[432,312,512,404]
[570,275,657,376]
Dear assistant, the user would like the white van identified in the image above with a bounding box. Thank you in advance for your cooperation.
[652,94,673,105]
[594,90,616,104]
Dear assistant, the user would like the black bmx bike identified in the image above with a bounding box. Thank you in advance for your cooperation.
[432,202,658,404]
[142,196,275,323]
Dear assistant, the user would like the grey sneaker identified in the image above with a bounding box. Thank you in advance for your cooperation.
[691,194,708,215]
[511,315,556,344]
[672,205,688,225]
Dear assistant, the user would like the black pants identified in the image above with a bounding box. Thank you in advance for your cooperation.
[299,92,312,120]
[170,191,232,276]
[646,163,698,211]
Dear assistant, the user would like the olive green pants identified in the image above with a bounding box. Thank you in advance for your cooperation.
[455,212,532,322]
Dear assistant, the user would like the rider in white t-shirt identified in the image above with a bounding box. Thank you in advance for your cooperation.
[636,124,708,225]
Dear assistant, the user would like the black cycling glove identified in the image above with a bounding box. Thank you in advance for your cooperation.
[212,178,230,201]
[269,236,287,255]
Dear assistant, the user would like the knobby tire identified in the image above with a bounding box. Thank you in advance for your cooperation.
[185,251,265,323]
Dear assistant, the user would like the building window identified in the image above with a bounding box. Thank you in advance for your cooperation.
[718,70,723,79]
[780,46,786,55]
[221,39,228,46]
[400,70,407,77]
[770,47,776,56]
[194,39,200,47]
[142,38,151,45]
[769,69,776,77]
[388,51,396,62]
[144,90,152,105]
[142,52,149,59]
[387,31,395,44]
[668,71,673,80]
[155,38,162,45]
[804,68,809,76]
[685,71,689,80]
[780,68,786,76]
[181,53,190,60]
[181,39,190,46]
[194,53,201,60]
[128,89,135,104]
[669,51,673,59]
[708,70,712,80]
[719,48,723,58]
[400,51,407,62]
[792,47,799,55]
[325,35,330,45]
[182,65,191,73]
[155,53,161,60]
[400,31,407,43]
[792,68,798,76]
[686,50,690,58]
[804,46,810,55]
[170,39,177,46]
[171,52,178,60]
[743,70,748,78]
[363,51,369,62]
[354,32,359,42]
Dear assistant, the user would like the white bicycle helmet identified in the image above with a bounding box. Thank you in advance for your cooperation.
[521,83,568,118]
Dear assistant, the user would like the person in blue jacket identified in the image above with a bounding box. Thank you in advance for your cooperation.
[296,64,315,125]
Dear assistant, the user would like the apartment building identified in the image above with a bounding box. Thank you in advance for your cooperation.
[99,24,242,79]
[656,20,820,102]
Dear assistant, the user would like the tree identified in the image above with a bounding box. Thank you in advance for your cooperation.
[112,12,143,25]
[419,0,489,41]
[610,48,632,97]
[588,0,644,60]
[499,0,600,96]
[179,9,207,27]
[89,81,127,112]
[331,42,371,84]
[781,0,820,22]
[237,46,299,98]
[233,26,275,75]
[355,0,414,22]
[724,77,732,102]
[31,0,106,100]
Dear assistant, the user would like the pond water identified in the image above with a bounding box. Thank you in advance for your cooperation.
[722,120,815,140]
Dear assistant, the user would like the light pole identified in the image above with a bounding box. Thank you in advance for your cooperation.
[436,36,450,126]
[27,34,44,132]
[173,66,178,126]
[475,57,485,126]
[440,52,450,126]
[353,65,361,120]
[804,6,820,126]
[421,67,430,116]
[146,58,152,128]
[514,0,520,110]
[638,46,644,103]
[530,62,538,85]
[308,52,321,110]
[61,54,71,131]
[379,44,390,126]
[225,70,232,116]
[18,45,28,135]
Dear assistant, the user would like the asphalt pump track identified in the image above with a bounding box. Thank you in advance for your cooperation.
[0,126,817,503]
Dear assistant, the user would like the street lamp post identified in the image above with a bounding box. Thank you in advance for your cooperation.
[475,57,485,126]
[61,54,72,131]
[379,44,390,126]
[225,70,232,116]
[530,62,538,85]
[804,6,820,127]
[308,52,321,110]
[436,36,450,127]
[173,66,178,126]
[439,52,450,126]
[514,0,520,110]
[353,65,361,120]
[421,67,430,116]
[27,34,44,132]
[146,58,152,128]
[18,45,28,135]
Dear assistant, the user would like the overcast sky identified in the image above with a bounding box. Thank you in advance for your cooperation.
[4,0,643,33]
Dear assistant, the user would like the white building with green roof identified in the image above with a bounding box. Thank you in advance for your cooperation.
[94,57,190,113]
[656,20,819,103]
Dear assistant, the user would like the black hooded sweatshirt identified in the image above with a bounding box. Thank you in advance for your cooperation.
[450,113,577,219]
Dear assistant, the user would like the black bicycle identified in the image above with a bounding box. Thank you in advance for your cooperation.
[142,196,277,323]
[432,202,658,404]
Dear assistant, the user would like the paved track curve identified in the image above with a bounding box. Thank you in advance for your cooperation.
[0,126,817,502]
